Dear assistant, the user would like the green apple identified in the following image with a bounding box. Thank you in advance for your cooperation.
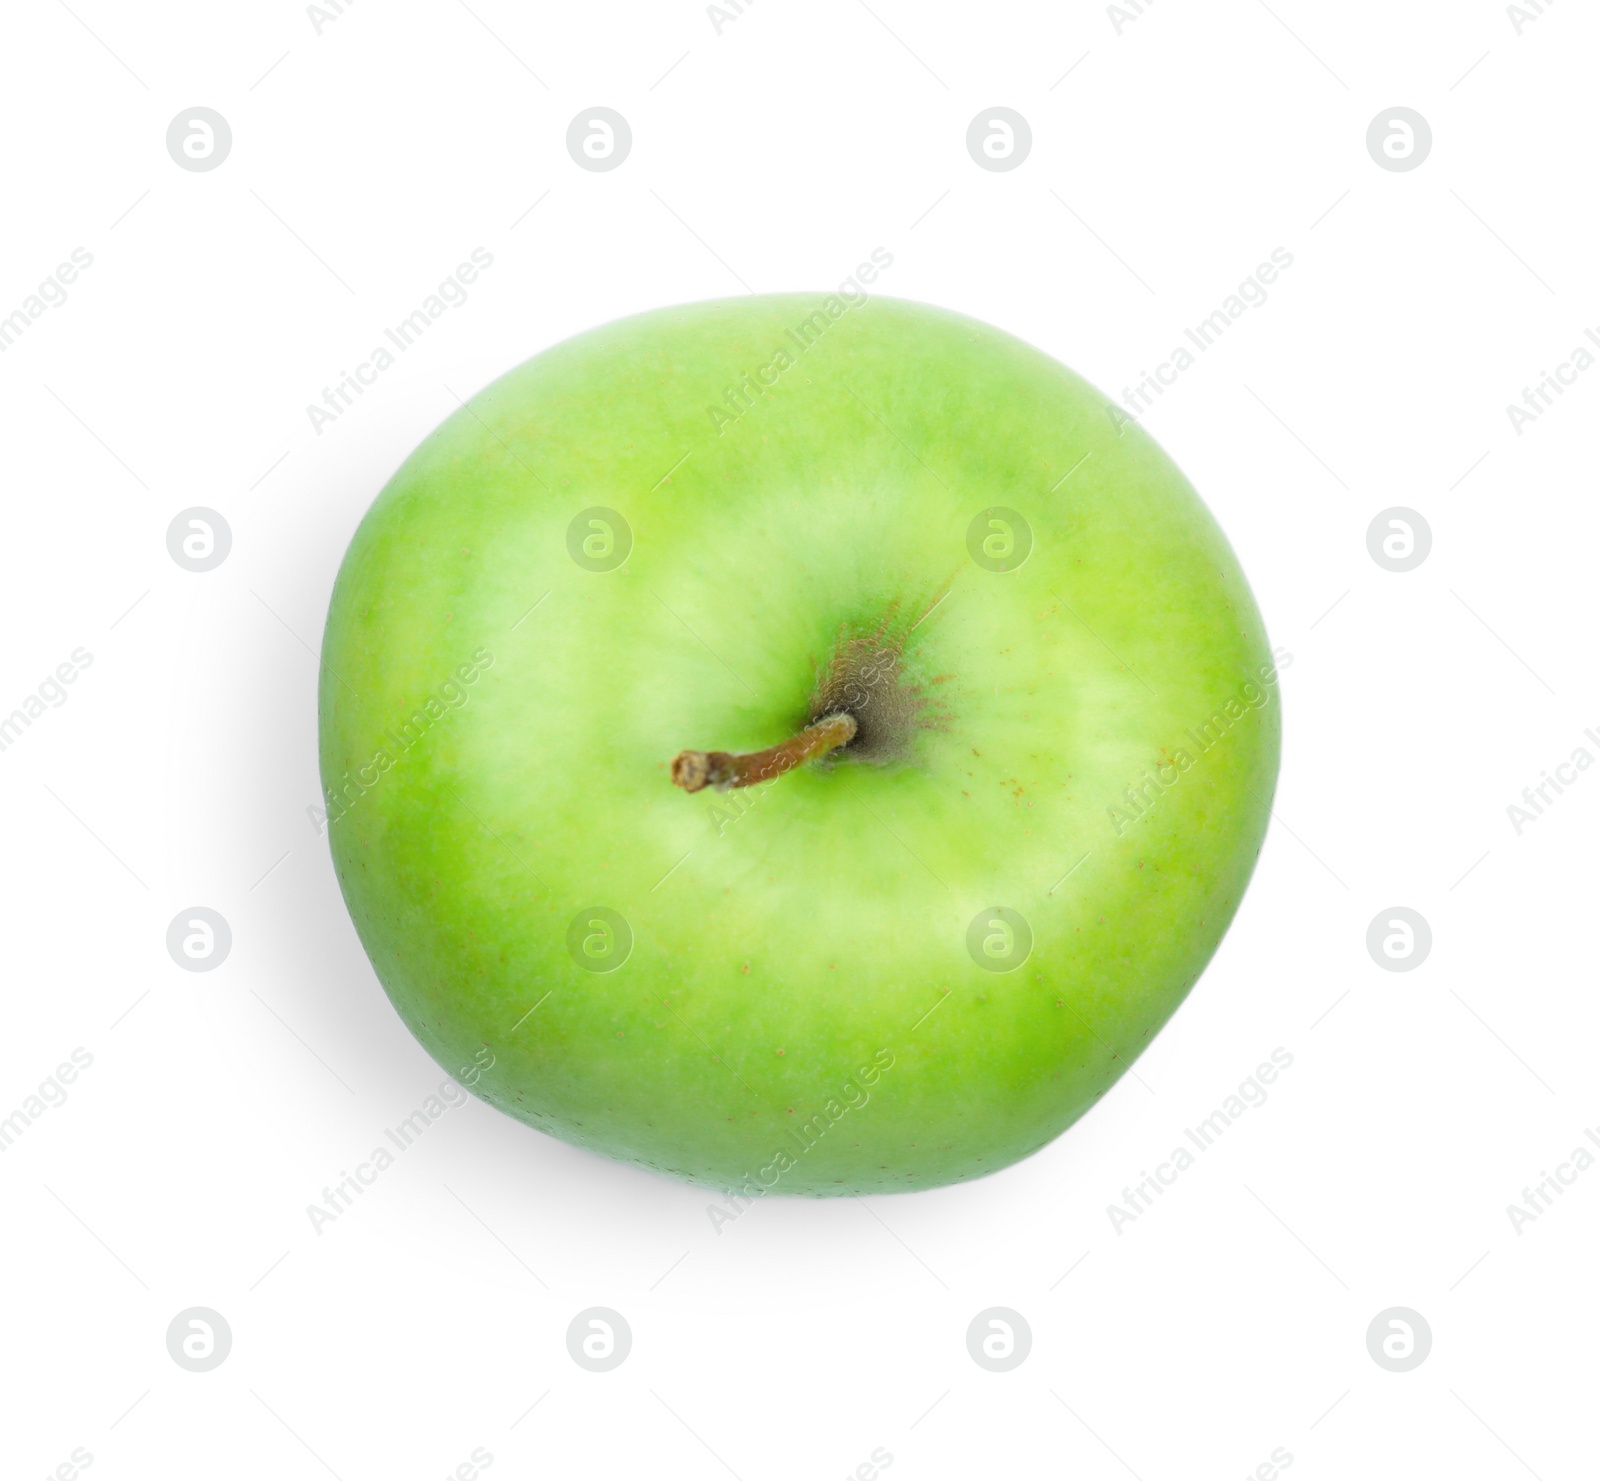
[319,293,1281,1197]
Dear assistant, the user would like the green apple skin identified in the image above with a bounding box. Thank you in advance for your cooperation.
[319,293,1281,1196]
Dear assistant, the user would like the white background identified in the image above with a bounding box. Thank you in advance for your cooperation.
[3,1,1597,1477]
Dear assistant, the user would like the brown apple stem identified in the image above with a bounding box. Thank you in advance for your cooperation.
[671,712,857,793]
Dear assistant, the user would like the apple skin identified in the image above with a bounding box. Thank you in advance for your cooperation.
[319,293,1280,1195]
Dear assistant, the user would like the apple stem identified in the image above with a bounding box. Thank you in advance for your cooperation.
[671,712,858,793]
